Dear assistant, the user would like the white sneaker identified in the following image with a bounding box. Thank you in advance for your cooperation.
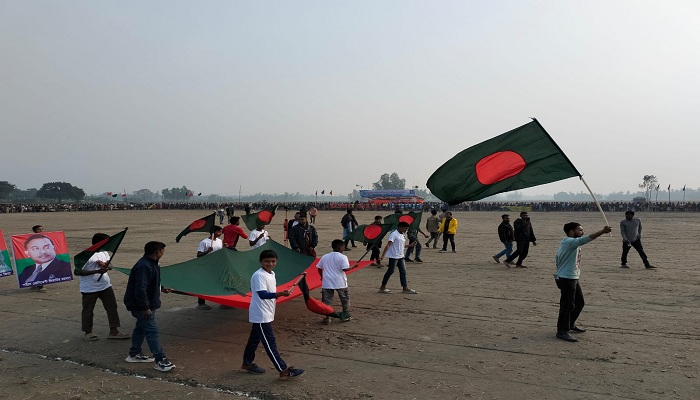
[125,354,155,363]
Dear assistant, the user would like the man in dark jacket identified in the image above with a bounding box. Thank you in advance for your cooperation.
[493,214,514,263]
[123,241,175,372]
[288,212,319,257]
[504,211,537,268]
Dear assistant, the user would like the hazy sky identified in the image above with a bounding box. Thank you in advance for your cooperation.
[2,1,698,199]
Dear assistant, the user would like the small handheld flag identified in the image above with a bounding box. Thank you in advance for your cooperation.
[176,213,216,243]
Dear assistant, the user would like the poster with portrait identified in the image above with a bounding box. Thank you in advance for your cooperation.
[0,230,13,277]
[11,231,73,288]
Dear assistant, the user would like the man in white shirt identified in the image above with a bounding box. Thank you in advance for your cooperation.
[248,224,270,249]
[240,249,305,380]
[76,233,130,341]
[317,240,357,325]
[378,221,418,294]
[194,226,223,310]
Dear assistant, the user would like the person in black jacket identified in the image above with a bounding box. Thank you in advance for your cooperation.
[492,214,514,263]
[123,241,175,372]
[288,212,318,257]
[504,211,537,268]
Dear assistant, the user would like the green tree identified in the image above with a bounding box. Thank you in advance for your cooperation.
[161,186,192,200]
[638,175,658,203]
[36,182,86,202]
[0,181,16,199]
[373,173,406,190]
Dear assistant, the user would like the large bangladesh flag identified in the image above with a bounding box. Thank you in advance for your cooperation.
[427,119,581,204]
[176,213,216,243]
[241,205,277,231]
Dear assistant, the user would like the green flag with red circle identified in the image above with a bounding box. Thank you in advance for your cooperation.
[241,205,278,231]
[176,213,216,243]
[343,223,394,244]
[427,119,581,205]
[382,211,423,232]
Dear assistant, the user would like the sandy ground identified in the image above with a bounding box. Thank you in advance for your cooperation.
[0,209,698,400]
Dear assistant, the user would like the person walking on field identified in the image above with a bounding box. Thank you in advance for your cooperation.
[424,209,441,249]
[317,240,357,325]
[620,211,655,269]
[378,221,418,294]
[493,214,514,263]
[554,222,612,342]
[504,211,536,268]
[438,212,458,253]
[341,209,359,249]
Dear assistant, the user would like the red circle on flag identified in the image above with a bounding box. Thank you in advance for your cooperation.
[363,225,382,240]
[190,220,206,230]
[259,210,273,223]
[399,215,414,225]
[475,151,526,185]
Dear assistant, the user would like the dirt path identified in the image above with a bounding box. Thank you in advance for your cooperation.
[0,209,697,399]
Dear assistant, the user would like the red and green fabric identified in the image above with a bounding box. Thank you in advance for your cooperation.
[297,274,349,320]
[427,119,581,205]
[382,211,423,231]
[0,230,13,277]
[175,213,216,243]
[241,205,278,231]
[114,239,373,309]
[73,228,127,275]
[343,223,394,244]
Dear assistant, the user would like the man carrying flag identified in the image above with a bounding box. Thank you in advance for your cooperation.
[74,230,130,341]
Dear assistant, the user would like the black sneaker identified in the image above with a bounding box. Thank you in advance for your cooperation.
[154,358,175,372]
[279,367,305,380]
[569,326,586,333]
[241,363,265,374]
[414,258,423,263]
[404,258,414,262]
[556,332,578,342]
[620,264,629,269]
[645,264,656,269]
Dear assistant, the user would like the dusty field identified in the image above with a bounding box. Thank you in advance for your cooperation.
[0,209,697,400]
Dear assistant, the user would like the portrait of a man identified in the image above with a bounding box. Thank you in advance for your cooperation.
[13,233,73,287]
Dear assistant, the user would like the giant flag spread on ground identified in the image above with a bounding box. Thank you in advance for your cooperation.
[175,213,216,243]
[114,239,372,309]
[427,119,581,205]
[73,228,128,277]
[242,205,277,230]
[0,230,13,277]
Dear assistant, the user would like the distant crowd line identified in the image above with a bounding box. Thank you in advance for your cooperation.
[2,200,700,213]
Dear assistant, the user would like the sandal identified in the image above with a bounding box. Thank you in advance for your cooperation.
[84,332,99,342]
[107,332,130,339]
[378,288,392,294]
[402,289,418,294]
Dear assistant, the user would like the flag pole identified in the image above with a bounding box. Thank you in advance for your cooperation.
[579,176,611,234]
[287,272,307,295]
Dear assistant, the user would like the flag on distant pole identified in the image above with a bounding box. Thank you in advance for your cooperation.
[176,213,216,243]
[330,190,333,196]
[683,185,686,191]
[427,119,581,204]
[105,192,112,196]
[112,194,118,198]
[321,190,325,195]
[668,184,671,191]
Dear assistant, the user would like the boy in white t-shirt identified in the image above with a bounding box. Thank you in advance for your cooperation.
[248,224,270,249]
[317,239,358,325]
[378,221,418,294]
[76,233,130,342]
[240,249,305,380]
[193,226,224,310]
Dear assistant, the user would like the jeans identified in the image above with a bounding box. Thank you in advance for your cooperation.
[243,322,287,372]
[621,239,650,266]
[81,287,120,333]
[381,257,407,288]
[129,309,165,361]
[426,232,439,248]
[495,242,513,259]
[367,241,382,261]
[506,241,530,264]
[405,239,421,259]
[442,233,455,251]
[322,288,350,313]
[555,277,584,333]
[342,227,355,247]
